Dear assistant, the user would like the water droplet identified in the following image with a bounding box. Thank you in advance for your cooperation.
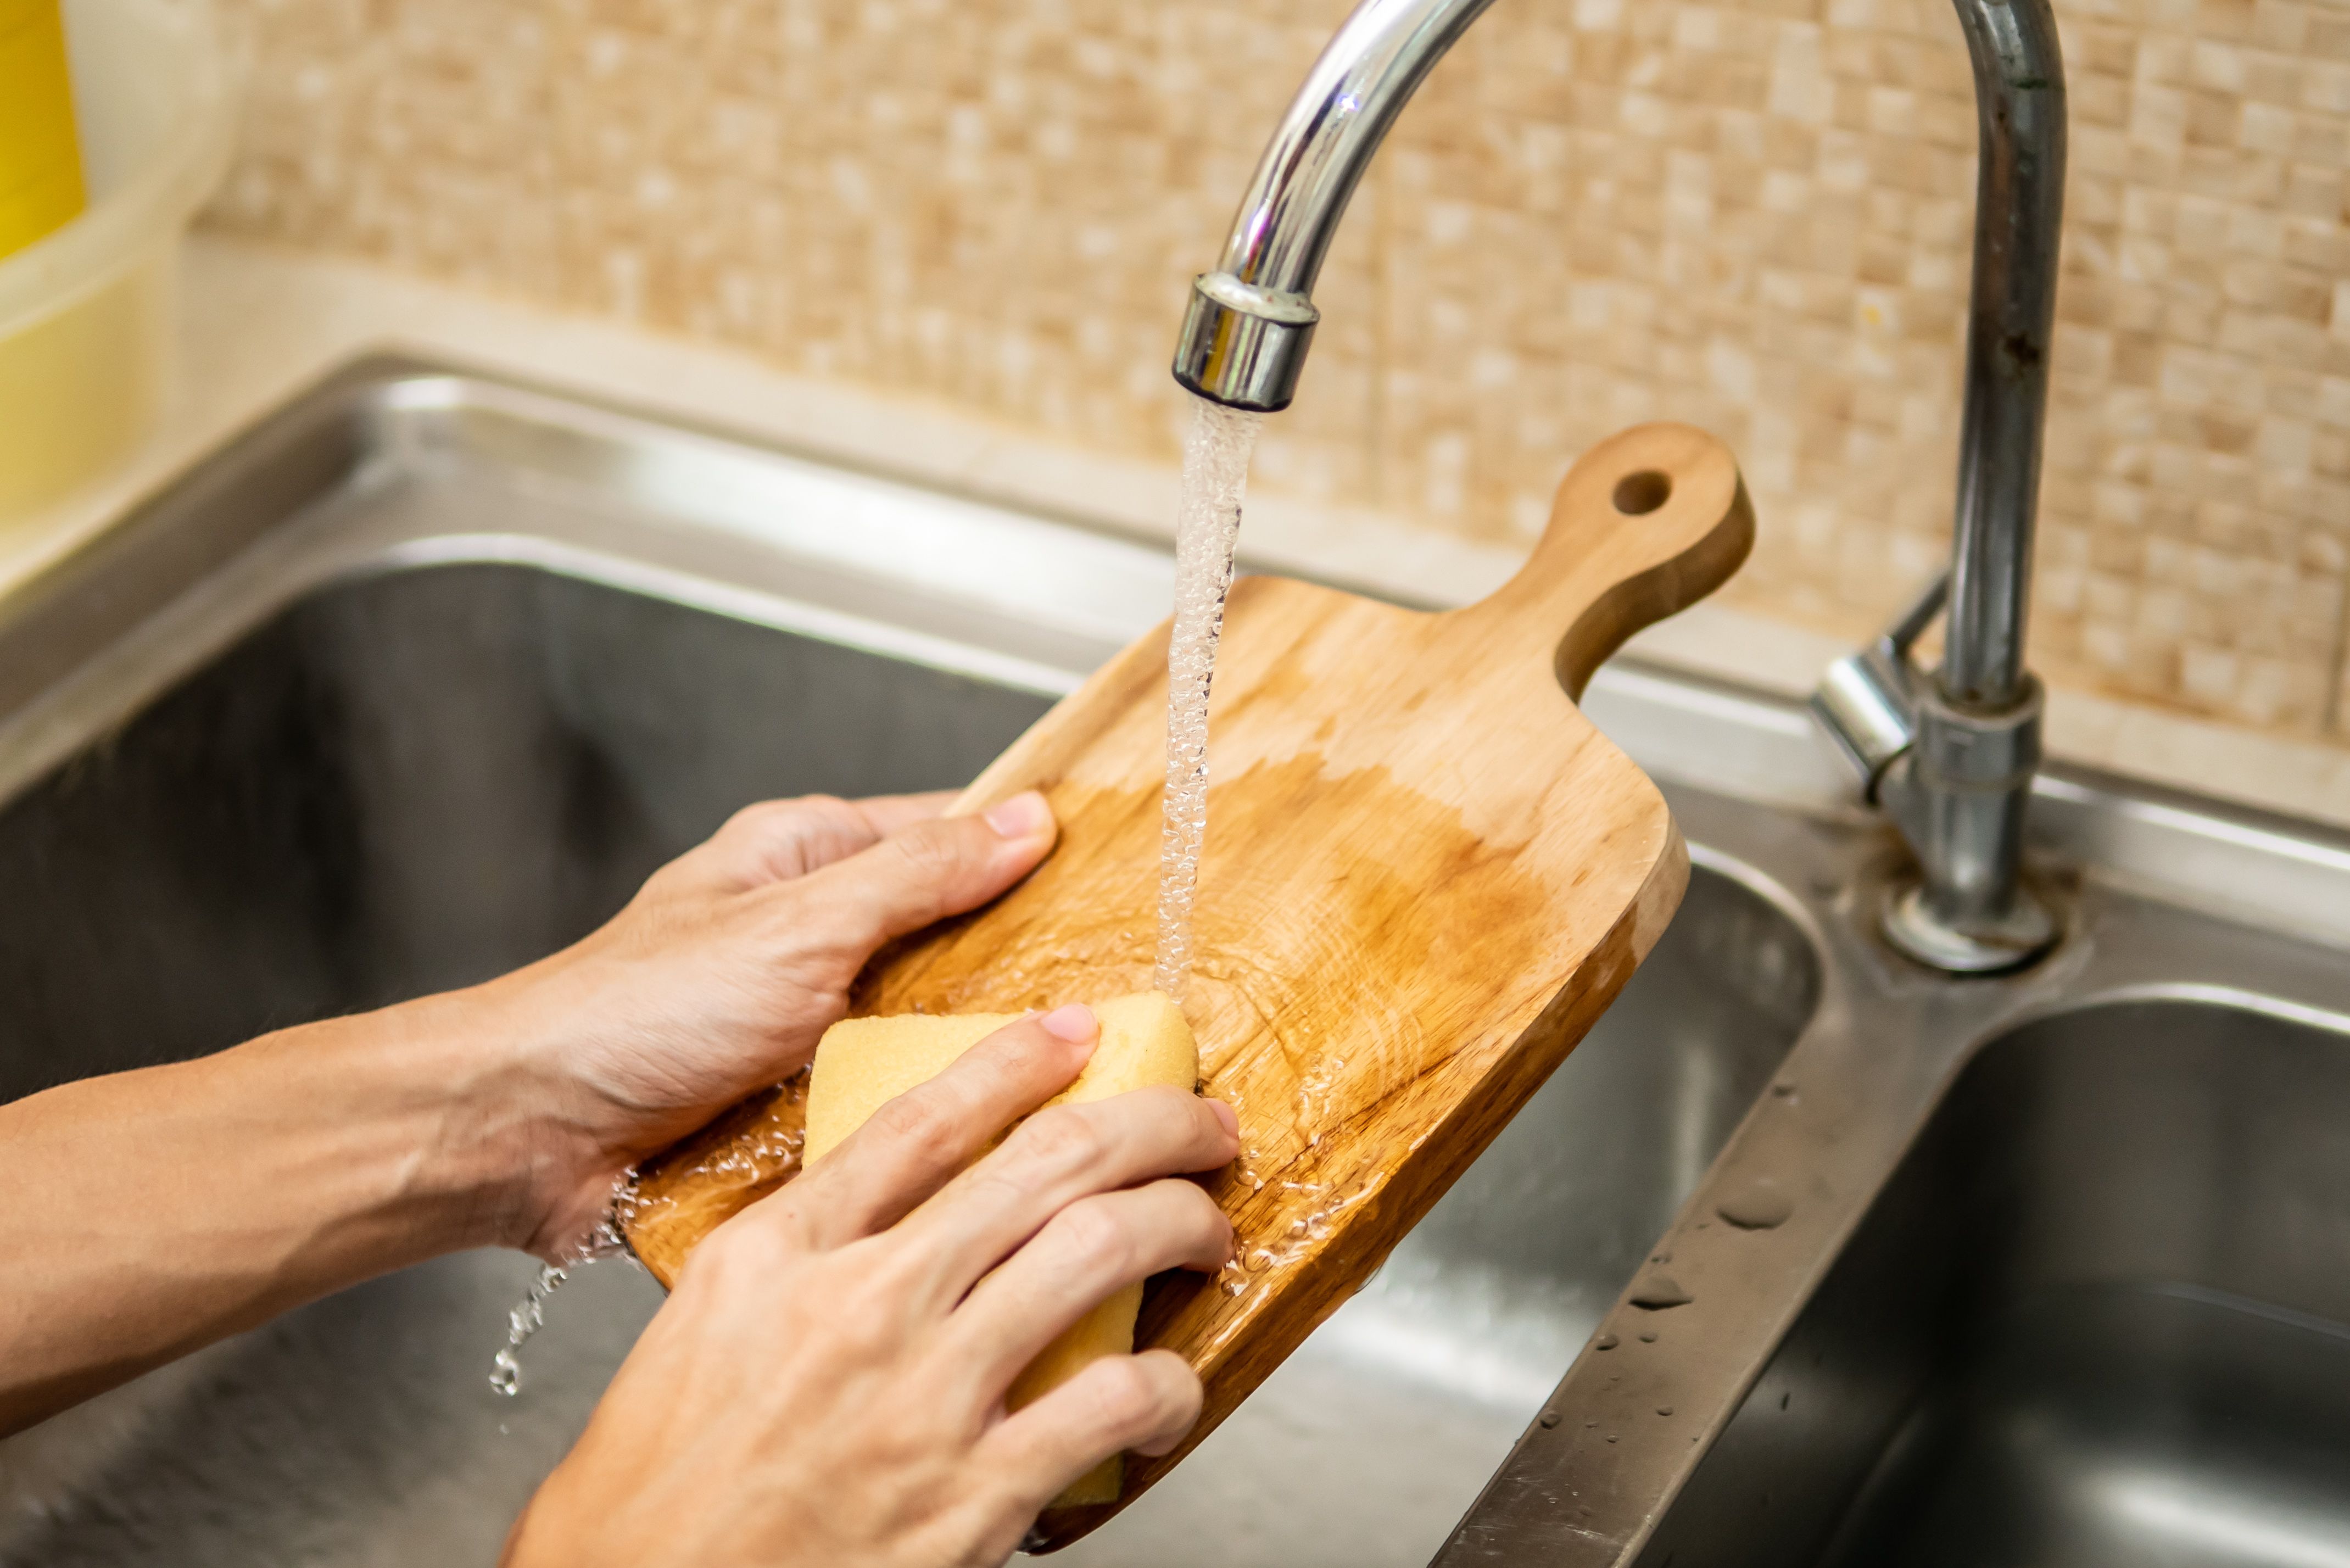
[487,1263,570,1398]
[1628,1274,1693,1310]
[1639,1331,1658,1343]
[1539,1409,1562,1429]
[1771,1080,1798,1098]
[1594,1332,1619,1351]
[1655,1406,1674,1417]
[1716,1175,1795,1231]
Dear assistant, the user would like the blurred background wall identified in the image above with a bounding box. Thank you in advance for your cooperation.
[205,0,2350,744]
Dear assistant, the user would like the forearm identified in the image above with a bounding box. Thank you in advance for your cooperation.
[0,990,567,1433]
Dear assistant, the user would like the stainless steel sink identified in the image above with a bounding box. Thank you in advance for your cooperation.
[0,360,1816,1565]
[1637,995,2350,1568]
[1434,762,2350,1562]
[0,566,1054,1563]
[4,360,2348,1568]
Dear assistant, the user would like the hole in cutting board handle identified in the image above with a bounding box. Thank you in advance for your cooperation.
[1612,470,1673,515]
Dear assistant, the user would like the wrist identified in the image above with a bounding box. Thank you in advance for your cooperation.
[287,985,613,1260]
[420,964,674,1258]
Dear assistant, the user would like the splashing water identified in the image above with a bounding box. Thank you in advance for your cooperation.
[488,1263,568,1398]
[1154,395,1263,1001]
[486,1178,640,1399]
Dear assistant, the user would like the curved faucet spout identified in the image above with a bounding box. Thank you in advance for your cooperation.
[1171,0,1497,411]
[1181,0,2070,973]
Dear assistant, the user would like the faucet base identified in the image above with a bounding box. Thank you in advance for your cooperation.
[1881,878,2058,975]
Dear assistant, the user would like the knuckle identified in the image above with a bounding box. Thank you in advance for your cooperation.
[866,1086,958,1156]
[819,1302,900,1366]
[942,1496,1031,1566]
[1046,1198,1134,1276]
[1013,1103,1109,1174]
[721,797,808,846]
[887,825,970,893]
[822,1252,918,1353]
[1169,1180,1233,1245]
[741,796,856,858]
[724,797,790,831]
[679,1213,788,1291]
[1091,1354,1171,1426]
[1139,1085,1212,1142]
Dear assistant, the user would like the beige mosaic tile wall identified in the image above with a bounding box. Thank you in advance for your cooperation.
[205,0,2350,742]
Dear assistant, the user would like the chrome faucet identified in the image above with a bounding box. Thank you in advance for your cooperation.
[1172,0,2068,974]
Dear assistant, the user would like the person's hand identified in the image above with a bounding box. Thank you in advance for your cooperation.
[503,1006,1239,1568]
[444,789,1059,1256]
[0,789,1069,1436]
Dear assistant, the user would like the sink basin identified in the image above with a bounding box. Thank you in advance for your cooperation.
[0,566,1054,1563]
[0,363,1817,1565]
[11,361,2350,1567]
[1638,998,2350,1568]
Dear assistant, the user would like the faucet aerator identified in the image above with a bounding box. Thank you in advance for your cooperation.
[1172,272,1320,413]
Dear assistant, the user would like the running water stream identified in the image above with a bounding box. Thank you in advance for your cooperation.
[1153,395,1264,1001]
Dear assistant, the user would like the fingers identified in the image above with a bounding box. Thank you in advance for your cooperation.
[786,1006,1099,1250]
[981,1349,1205,1509]
[647,791,964,897]
[895,1086,1240,1298]
[792,791,1057,948]
[939,1180,1231,1399]
[653,796,884,895]
[848,791,956,838]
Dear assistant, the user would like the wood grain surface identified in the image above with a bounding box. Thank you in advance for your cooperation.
[623,421,1754,1548]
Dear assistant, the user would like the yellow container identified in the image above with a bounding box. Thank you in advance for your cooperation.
[0,0,87,259]
[0,0,232,519]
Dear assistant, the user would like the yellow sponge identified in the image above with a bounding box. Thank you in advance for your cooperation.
[805,991,1199,1506]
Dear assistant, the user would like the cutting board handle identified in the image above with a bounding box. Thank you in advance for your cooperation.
[1453,421,1754,700]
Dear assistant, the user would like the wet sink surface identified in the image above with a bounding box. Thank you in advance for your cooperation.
[1641,1000,2350,1568]
[0,477,1816,1560]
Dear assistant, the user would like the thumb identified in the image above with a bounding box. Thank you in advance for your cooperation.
[799,790,1058,948]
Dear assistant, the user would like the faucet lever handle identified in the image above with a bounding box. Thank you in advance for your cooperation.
[1884,570,1950,659]
[1811,568,1949,802]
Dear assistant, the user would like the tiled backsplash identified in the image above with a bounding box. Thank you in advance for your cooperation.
[206,0,2350,744]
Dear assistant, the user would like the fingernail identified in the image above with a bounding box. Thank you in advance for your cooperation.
[1208,1098,1239,1140]
[1038,1003,1096,1042]
[983,790,1053,840]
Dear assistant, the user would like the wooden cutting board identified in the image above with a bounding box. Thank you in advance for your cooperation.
[623,422,1752,1548]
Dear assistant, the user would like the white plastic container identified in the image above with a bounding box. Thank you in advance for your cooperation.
[0,0,233,518]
